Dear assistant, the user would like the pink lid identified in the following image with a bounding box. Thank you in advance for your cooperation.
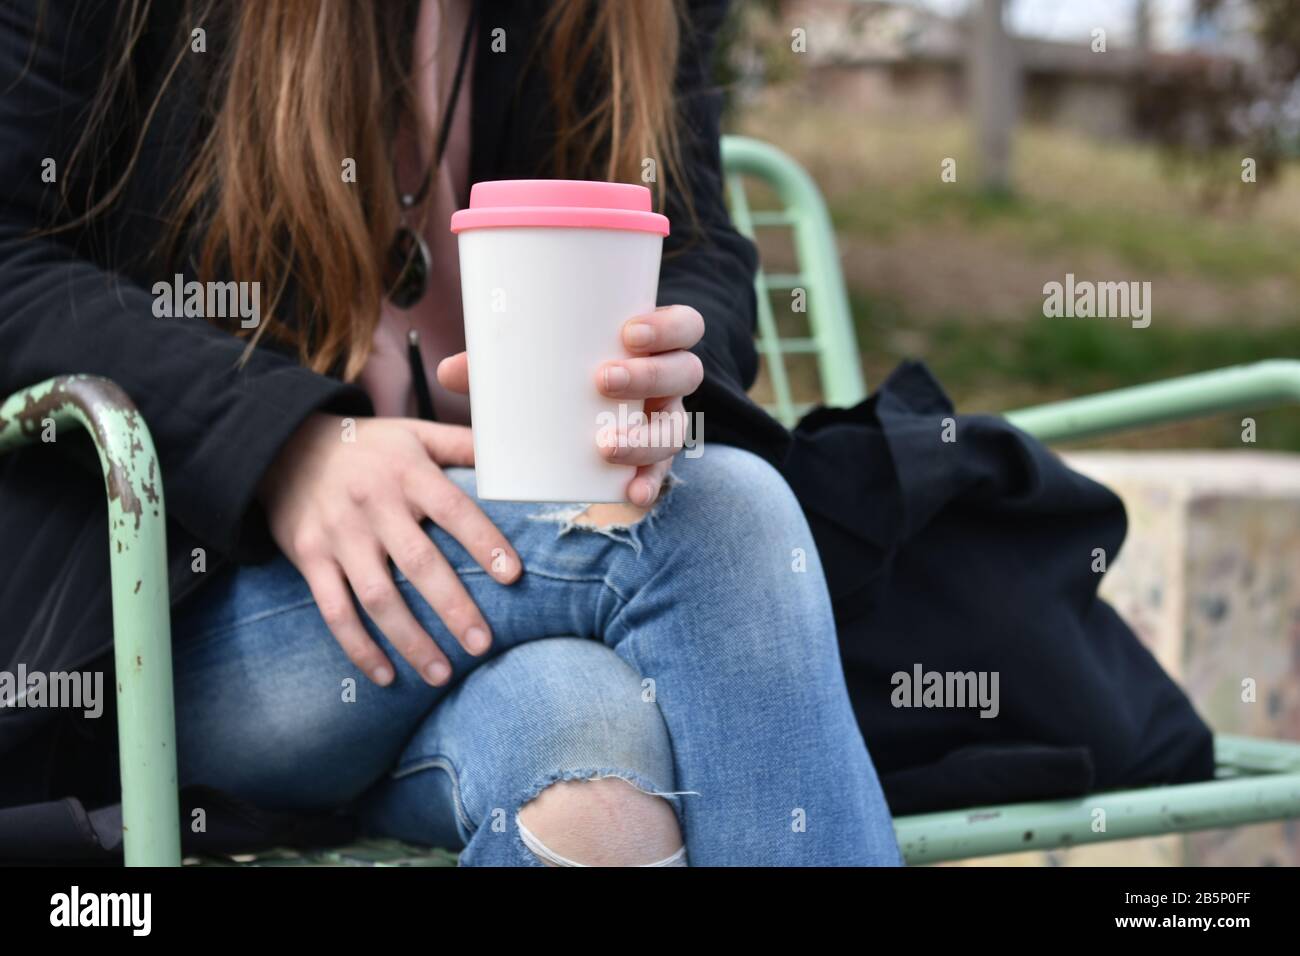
[450,180,669,236]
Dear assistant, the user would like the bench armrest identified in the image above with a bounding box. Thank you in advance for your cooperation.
[0,375,180,866]
[1003,360,1300,443]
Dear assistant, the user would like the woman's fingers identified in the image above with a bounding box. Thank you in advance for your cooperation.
[403,466,522,585]
[628,455,673,507]
[261,414,518,690]
[593,308,700,489]
[600,396,688,467]
[300,559,397,687]
[407,419,476,468]
[440,306,705,399]
[335,541,455,687]
[370,498,495,659]
[597,349,703,401]
[436,352,470,394]
[620,305,704,354]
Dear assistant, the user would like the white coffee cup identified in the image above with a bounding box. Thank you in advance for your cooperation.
[451,180,669,502]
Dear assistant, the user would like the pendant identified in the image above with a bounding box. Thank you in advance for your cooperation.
[385,226,431,309]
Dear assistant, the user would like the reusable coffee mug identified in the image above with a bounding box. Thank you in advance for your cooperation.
[450,180,669,502]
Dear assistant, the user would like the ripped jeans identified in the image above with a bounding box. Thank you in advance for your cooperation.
[171,444,901,866]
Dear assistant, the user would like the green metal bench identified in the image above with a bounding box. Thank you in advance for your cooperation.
[4,135,1299,866]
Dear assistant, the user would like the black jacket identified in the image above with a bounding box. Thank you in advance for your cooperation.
[0,0,787,800]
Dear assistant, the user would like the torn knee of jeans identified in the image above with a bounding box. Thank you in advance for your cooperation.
[575,502,648,529]
[515,772,689,867]
[529,472,681,552]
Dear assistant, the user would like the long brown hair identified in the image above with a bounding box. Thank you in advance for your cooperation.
[56,0,685,381]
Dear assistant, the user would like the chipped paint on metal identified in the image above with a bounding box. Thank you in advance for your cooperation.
[0,375,158,542]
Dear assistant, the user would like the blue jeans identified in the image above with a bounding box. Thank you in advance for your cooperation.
[172,444,901,865]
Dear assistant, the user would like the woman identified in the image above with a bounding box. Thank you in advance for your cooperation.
[0,0,900,865]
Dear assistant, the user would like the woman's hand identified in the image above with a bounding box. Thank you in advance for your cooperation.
[594,304,705,506]
[437,304,705,507]
[258,414,521,688]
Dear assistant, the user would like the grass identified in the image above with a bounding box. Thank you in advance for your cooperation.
[733,99,1300,449]
[850,297,1300,451]
[833,185,1300,285]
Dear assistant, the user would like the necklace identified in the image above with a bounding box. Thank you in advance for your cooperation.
[384,0,478,311]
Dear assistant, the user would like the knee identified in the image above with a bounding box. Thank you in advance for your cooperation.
[571,447,806,554]
[664,446,839,672]
[678,444,810,547]
[667,444,825,604]
[517,776,684,867]
[452,639,684,865]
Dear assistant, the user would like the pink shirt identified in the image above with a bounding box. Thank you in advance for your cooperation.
[358,0,473,425]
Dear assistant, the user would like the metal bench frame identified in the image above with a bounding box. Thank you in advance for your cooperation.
[3,135,1298,866]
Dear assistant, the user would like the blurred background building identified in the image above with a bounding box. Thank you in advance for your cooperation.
[776,0,1262,142]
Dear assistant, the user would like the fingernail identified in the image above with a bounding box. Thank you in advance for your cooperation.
[371,665,394,686]
[625,323,654,348]
[604,366,630,392]
[425,660,451,685]
[465,626,491,655]
[631,479,656,506]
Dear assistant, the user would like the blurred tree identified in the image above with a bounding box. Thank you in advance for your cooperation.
[969,0,1017,194]
[1135,0,1152,52]
[1136,0,1299,205]
[1204,0,1300,84]
[712,0,790,119]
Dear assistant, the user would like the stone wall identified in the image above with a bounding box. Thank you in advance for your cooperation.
[954,450,1300,866]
